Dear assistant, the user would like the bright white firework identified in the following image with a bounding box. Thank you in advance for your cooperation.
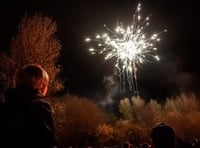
[85,3,167,94]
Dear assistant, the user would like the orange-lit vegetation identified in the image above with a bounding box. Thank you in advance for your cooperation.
[52,93,200,147]
[52,95,106,147]
[96,124,114,146]
[0,13,62,97]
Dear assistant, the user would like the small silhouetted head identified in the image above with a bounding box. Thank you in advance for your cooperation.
[15,64,49,96]
[151,122,175,148]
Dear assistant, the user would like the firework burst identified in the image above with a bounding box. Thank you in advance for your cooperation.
[85,3,167,94]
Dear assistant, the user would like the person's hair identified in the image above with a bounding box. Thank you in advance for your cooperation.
[151,122,175,148]
[15,64,49,90]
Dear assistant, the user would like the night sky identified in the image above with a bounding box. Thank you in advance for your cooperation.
[0,0,200,103]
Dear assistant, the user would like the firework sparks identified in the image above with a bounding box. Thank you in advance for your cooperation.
[85,3,167,94]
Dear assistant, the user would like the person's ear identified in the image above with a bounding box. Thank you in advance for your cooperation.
[39,84,48,96]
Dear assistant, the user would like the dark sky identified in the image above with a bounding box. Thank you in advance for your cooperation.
[0,0,200,103]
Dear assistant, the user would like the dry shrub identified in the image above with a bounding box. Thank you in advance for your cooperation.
[96,124,114,145]
[52,95,106,147]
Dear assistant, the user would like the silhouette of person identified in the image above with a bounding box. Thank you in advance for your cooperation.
[151,122,176,148]
[142,143,150,148]
[123,142,130,148]
[0,64,57,148]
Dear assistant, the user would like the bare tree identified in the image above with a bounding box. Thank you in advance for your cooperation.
[0,13,63,97]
